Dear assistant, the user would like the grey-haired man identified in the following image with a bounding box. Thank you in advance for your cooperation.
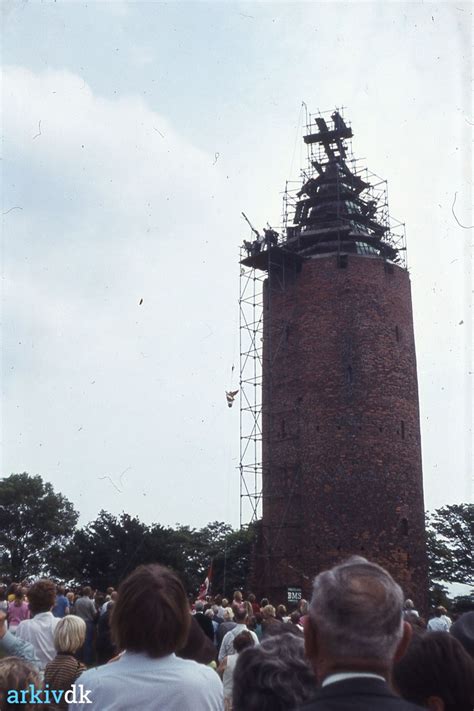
[297,557,424,711]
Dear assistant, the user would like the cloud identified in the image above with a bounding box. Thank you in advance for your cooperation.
[2,66,240,527]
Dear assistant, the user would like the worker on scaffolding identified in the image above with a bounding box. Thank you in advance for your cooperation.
[263,227,279,249]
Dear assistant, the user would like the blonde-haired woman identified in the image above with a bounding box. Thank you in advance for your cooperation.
[44,615,87,710]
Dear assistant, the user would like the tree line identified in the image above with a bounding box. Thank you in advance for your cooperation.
[0,473,254,594]
[0,473,472,604]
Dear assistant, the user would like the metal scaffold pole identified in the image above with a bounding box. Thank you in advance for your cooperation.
[239,247,264,528]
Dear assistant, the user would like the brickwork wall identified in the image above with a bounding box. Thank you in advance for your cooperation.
[258,254,429,610]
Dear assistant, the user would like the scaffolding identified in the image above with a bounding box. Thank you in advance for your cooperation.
[239,252,265,526]
[282,107,407,268]
[238,107,407,535]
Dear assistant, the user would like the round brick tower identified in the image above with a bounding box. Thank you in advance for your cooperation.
[241,110,428,609]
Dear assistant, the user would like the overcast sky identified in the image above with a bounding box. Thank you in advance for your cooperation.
[1,1,472,532]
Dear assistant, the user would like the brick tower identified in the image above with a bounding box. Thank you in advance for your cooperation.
[240,110,428,609]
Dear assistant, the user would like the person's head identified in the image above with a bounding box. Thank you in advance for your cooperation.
[110,591,118,603]
[248,593,256,604]
[276,604,287,618]
[81,586,92,598]
[27,579,56,616]
[106,587,114,596]
[7,583,19,597]
[450,611,474,658]
[305,556,411,680]
[260,597,269,608]
[233,590,243,603]
[404,599,415,610]
[111,564,190,658]
[54,615,86,655]
[221,597,228,608]
[233,633,317,711]
[393,631,474,711]
[0,658,42,711]
[234,605,248,624]
[204,608,214,619]
[66,592,74,604]
[290,611,301,626]
[262,604,276,620]
[223,607,234,622]
[194,600,204,613]
[14,589,24,603]
[233,630,255,654]
[56,585,65,597]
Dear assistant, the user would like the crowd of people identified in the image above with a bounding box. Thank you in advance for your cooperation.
[0,557,473,710]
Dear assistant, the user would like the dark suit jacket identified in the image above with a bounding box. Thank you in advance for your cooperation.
[297,677,425,711]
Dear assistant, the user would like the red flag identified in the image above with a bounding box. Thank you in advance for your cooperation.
[197,562,213,600]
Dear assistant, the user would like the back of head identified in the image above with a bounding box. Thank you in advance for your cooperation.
[234,605,247,624]
[233,630,255,653]
[27,579,56,615]
[450,611,474,658]
[111,564,190,658]
[233,633,317,711]
[81,586,92,598]
[262,604,276,620]
[309,556,404,662]
[393,631,474,711]
[223,607,234,621]
[0,658,41,710]
[194,600,204,613]
[54,615,86,654]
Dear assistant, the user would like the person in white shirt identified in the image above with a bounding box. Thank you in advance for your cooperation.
[427,606,451,632]
[73,564,223,710]
[218,606,259,662]
[16,578,59,670]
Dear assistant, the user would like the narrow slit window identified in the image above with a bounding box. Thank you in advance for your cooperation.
[401,420,405,439]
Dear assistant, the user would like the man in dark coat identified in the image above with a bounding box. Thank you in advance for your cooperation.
[297,556,424,711]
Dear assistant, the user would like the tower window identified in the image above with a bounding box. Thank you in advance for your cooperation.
[401,518,409,536]
[347,365,353,384]
[337,254,348,269]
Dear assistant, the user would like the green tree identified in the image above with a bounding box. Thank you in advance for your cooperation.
[426,504,473,587]
[0,473,78,580]
[55,511,149,589]
[54,511,190,589]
